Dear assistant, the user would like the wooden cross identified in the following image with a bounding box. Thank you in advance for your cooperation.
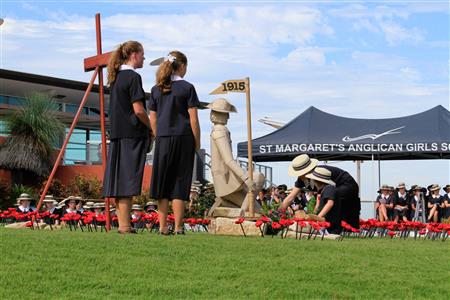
[36,13,112,230]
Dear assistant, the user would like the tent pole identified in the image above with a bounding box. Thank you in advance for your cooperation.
[378,157,381,187]
[356,160,361,197]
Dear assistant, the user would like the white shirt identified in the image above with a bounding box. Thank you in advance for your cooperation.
[18,205,32,212]
[119,64,136,72]
[171,74,183,81]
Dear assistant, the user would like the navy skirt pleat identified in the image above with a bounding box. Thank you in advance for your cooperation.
[102,138,148,198]
[150,135,195,201]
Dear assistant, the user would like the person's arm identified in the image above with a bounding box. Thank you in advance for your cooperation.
[279,187,301,210]
[150,110,157,136]
[314,196,320,214]
[132,101,150,129]
[318,199,334,218]
[188,107,201,151]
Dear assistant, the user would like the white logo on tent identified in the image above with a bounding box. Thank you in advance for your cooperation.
[342,126,405,142]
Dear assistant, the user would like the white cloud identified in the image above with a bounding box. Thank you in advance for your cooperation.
[1,5,448,202]
[329,3,430,46]
[378,21,424,46]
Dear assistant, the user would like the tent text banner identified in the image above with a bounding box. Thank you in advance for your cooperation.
[237,106,450,161]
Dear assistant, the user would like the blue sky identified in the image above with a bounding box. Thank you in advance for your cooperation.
[1,1,449,209]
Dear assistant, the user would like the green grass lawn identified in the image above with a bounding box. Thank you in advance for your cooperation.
[0,227,449,300]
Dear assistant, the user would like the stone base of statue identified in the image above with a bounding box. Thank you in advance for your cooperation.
[208,217,262,236]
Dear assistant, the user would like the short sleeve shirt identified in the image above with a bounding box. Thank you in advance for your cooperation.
[149,80,200,137]
[428,195,443,205]
[318,185,336,211]
[394,193,409,206]
[294,178,316,191]
[109,70,147,139]
[321,165,356,186]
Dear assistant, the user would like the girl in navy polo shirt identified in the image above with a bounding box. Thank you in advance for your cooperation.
[103,41,149,234]
[149,51,201,235]
[443,185,450,219]
[427,184,443,222]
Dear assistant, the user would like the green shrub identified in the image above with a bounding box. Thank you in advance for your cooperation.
[40,178,67,199]
[0,180,12,209]
[67,175,102,200]
[9,184,38,207]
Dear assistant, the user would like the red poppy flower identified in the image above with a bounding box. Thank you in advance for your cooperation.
[260,216,270,223]
[235,217,245,224]
[271,221,281,229]
[255,220,263,227]
[388,231,395,237]
[25,221,33,227]
[95,215,106,222]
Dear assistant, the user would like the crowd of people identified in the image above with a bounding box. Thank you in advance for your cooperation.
[375,183,450,223]
[255,182,450,225]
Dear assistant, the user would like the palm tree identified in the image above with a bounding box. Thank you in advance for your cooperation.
[0,92,65,185]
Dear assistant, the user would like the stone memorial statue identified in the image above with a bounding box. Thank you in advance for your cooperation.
[206,98,265,217]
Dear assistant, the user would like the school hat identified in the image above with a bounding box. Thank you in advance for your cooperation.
[206,98,237,113]
[305,167,336,187]
[64,196,80,206]
[288,154,318,177]
[443,184,450,192]
[83,201,95,209]
[377,184,390,193]
[93,202,105,209]
[191,186,201,193]
[396,182,406,190]
[131,204,142,211]
[17,193,32,201]
[429,184,440,192]
[192,180,202,187]
[43,195,58,205]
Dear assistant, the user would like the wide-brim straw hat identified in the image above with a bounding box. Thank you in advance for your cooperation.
[377,184,390,193]
[206,98,237,113]
[443,184,450,192]
[396,182,406,190]
[17,193,33,202]
[144,201,156,207]
[131,204,142,210]
[305,167,336,186]
[43,195,58,205]
[93,203,105,209]
[64,196,81,206]
[429,184,440,192]
[83,201,95,209]
[191,186,201,193]
[413,185,423,191]
[192,180,202,187]
[288,154,318,177]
